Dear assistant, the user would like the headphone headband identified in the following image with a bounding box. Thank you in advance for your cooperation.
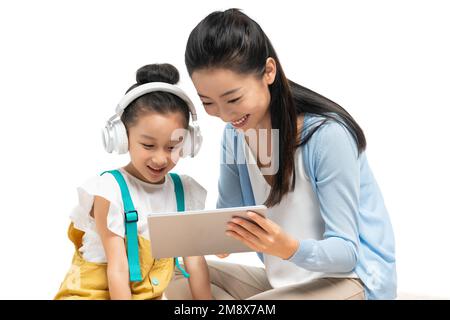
[115,82,197,122]
[103,81,202,157]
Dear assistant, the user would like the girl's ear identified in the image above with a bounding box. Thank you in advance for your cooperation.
[264,57,277,85]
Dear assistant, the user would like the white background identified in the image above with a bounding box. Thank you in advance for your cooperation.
[0,0,449,299]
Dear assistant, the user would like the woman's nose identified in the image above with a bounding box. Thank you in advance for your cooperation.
[217,105,238,123]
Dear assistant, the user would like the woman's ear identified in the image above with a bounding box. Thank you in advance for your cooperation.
[264,57,277,85]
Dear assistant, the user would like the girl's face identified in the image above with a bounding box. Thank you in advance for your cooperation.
[191,59,276,132]
[126,111,185,184]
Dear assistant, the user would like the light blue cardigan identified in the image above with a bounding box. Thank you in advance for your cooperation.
[216,113,397,300]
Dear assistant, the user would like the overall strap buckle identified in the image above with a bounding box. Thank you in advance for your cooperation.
[125,210,138,223]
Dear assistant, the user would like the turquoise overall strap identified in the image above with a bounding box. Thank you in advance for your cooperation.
[101,170,142,282]
[169,173,190,278]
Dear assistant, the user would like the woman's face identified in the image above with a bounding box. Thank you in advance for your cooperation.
[126,111,185,184]
[191,59,276,132]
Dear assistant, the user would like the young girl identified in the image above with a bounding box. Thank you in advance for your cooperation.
[166,9,396,300]
[55,63,212,300]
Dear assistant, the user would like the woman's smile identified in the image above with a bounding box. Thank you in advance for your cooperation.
[231,114,250,128]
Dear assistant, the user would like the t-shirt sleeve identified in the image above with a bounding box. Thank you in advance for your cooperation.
[70,173,126,238]
[180,175,207,211]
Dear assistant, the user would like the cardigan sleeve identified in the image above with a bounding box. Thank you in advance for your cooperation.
[216,124,245,209]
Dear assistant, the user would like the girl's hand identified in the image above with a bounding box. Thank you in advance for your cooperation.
[226,211,299,260]
[216,253,230,259]
[183,256,213,300]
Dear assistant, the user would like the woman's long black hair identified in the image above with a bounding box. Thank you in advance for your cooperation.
[185,9,366,207]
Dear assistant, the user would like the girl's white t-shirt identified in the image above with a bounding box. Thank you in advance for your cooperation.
[70,168,207,263]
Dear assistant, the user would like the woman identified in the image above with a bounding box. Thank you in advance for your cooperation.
[166,8,396,300]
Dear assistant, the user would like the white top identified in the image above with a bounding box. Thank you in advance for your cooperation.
[243,141,356,288]
[70,168,207,263]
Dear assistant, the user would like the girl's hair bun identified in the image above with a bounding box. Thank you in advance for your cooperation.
[136,63,180,85]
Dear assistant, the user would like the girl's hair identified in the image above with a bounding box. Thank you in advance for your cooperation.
[121,63,190,129]
[185,9,366,208]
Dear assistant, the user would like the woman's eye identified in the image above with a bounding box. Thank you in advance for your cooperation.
[202,101,213,106]
[227,97,242,104]
[142,144,154,149]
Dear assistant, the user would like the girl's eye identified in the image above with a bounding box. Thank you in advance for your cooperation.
[202,101,213,106]
[168,144,181,151]
[227,97,242,104]
[142,144,155,149]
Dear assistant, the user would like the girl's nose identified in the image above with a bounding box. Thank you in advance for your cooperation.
[151,152,168,168]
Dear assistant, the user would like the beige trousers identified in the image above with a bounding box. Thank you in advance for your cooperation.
[165,260,365,300]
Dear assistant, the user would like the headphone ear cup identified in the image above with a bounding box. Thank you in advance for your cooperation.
[114,120,129,154]
[180,127,192,158]
[102,126,113,153]
[103,119,128,154]
[180,125,201,158]
[189,124,203,157]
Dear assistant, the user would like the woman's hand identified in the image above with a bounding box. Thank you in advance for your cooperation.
[216,253,230,259]
[226,211,299,260]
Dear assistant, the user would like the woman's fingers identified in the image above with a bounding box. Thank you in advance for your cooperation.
[246,211,273,233]
[229,216,268,239]
[226,211,293,258]
[227,221,262,245]
[215,253,230,259]
[226,229,259,252]
[225,212,281,254]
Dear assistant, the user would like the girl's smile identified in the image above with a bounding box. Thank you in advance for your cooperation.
[146,164,167,178]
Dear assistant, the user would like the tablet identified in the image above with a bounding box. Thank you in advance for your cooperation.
[147,205,267,258]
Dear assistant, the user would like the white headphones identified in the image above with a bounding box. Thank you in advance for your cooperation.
[102,82,202,157]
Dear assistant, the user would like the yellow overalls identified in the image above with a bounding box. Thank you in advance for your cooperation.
[54,223,174,300]
[55,171,188,299]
